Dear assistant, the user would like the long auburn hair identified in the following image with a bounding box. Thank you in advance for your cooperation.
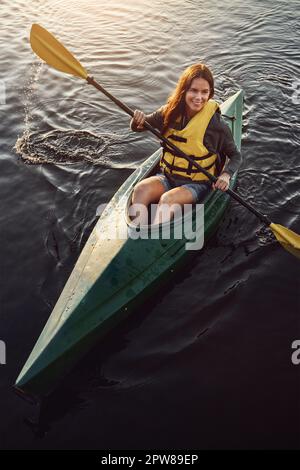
[162,64,214,133]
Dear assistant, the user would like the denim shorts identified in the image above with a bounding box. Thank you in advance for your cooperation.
[155,172,211,203]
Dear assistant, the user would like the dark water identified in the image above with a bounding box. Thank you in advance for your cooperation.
[0,0,299,449]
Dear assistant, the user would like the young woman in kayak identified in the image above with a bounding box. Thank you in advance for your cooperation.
[130,63,242,224]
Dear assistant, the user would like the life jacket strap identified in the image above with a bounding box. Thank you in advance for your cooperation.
[167,134,187,143]
[161,152,216,174]
[161,141,215,161]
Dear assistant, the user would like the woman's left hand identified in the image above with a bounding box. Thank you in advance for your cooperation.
[212,172,231,192]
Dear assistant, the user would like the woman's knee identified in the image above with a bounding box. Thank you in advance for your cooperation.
[132,178,165,205]
[159,187,194,206]
[132,181,151,203]
[158,191,177,206]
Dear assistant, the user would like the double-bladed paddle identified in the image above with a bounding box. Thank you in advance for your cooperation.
[29,24,300,258]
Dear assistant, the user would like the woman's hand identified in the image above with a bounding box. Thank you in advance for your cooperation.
[212,172,231,192]
[132,110,146,129]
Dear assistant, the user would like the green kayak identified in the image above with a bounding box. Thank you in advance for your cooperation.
[15,90,244,398]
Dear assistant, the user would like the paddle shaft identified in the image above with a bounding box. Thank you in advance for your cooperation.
[87,76,271,226]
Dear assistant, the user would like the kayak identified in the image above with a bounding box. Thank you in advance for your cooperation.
[15,90,244,398]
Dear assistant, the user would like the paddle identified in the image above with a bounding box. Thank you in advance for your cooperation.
[29,23,300,258]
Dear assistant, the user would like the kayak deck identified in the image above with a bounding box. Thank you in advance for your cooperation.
[15,90,244,397]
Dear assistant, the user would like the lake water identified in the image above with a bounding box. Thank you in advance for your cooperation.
[0,0,299,449]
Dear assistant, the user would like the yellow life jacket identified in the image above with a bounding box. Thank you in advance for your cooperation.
[160,100,219,181]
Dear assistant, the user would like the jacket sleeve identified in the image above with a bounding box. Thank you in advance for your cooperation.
[220,120,243,177]
[130,108,164,132]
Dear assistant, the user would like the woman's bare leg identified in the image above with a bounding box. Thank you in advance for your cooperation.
[130,176,167,225]
[152,186,194,225]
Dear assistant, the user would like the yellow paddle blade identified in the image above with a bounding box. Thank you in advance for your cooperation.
[30,24,88,80]
[270,223,300,259]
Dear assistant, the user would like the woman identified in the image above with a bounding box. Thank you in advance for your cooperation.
[130,63,242,225]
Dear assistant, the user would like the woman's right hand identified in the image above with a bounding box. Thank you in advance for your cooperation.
[133,110,146,129]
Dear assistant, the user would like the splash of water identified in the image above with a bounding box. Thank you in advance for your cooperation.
[16,59,134,167]
[14,128,131,166]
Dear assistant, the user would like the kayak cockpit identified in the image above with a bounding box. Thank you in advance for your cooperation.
[124,154,227,229]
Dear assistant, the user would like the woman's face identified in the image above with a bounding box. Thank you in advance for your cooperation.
[185,77,211,117]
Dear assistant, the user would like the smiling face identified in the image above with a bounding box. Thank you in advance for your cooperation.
[185,77,211,118]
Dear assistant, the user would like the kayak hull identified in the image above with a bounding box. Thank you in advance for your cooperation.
[15,90,244,397]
